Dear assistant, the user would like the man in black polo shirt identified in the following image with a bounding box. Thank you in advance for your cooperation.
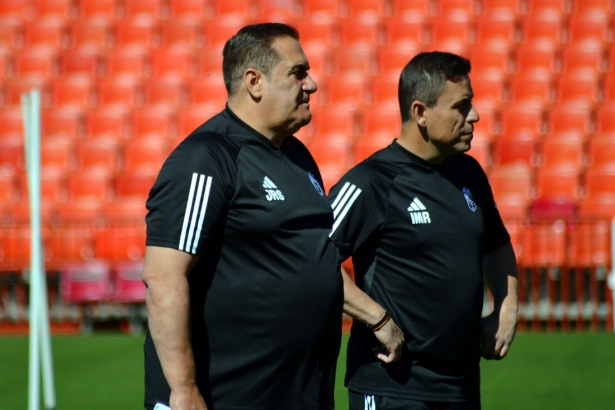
[142,23,343,410]
[329,52,518,410]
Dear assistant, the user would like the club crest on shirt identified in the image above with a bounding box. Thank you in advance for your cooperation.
[308,172,324,196]
[462,187,477,212]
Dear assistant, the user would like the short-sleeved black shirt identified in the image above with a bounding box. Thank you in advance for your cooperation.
[143,107,343,410]
[328,141,510,402]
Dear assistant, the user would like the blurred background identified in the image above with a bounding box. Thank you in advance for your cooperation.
[0,0,614,339]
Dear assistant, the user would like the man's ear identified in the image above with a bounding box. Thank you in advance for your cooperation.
[411,101,427,127]
[244,68,263,99]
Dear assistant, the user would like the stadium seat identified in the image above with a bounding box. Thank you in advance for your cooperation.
[32,0,77,20]
[514,38,561,73]
[0,107,25,141]
[94,224,146,261]
[122,137,170,173]
[49,75,96,107]
[167,0,209,18]
[556,68,601,106]
[312,107,360,137]
[519,8,567,43]
[331,45,379,76]
[546,101,594,134]
[323,73,372,106]
[473,8,520,44]
[578,191,615,220]
[0,166,18,202]
[0,139,24,171]
[68,19,114,50]
[359,102,400,135]
[5,76,52,107]
[422,38,471,57]
[472,100,499,136]
[102,47,149,77]
[602,73,615,102]
[560,39,607,73]
[142,77,188,106]
[0,226,38,271]
[75,137,121,171]
[193,47,225,77]
[533,164,582,202]
[149,47,196,79]
[293,17,340,48]
[508,67,554,103]
[96,75,143,107]
[47,226,96,269]
[120,0,166,19]
[470,68,508,105]
[112,18,160,48]
[0,21,22,50]
[42,106,84,138]
[85,106,132,139]
[102,198,148,224]
[479,0,523,13]
[59,49,103,77]
[41,136,75,170]
[66,167,115,201]
[338,16,386,47]
[300,43,334,79]
[466,134,491,170]
[300,0,345,19]
[492,130,540,166]
[0,0,30,21]
[13,48,61,78]
[523,0,572,15]
[390,0,434,16]
[579,165,615,219]
[208,0,260,19]
[539,131,586,168]
[346,0,393,18]
[131,106,178,139]
[383,13,428,46]
[488,164,533,219]
[587,134,615,169]
[376,41,422,75]
[353,131,395,163]
[75,0,121,19]
[469,38,515,73]
[594,102,615,132]
[23,18,70,49]
[110,260,147,303]
[59,260,112,303]
[308,135,353,188]
[429,9,475,43]
[177,103,223,137]
[159,18,205,48]
[187,74,228,105]
[254,0,300,22]
[114,170,159,200]
[369,74,400,105]
[203,16,250,50]
[567,8,612,43]
[19,165,69,202]
[53,198,105,226]
[498,100,548,135]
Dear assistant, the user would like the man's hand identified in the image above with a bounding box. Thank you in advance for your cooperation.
[480,299,517,360]
[169,386,208,410]
[372,317,405,363]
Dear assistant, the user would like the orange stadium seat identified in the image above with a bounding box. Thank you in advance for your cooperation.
[508,67,555,103]
[0,226,37,271]
[131,106,178,139]
[308,135,353,188]
[103,47,149,77]
[436,0,480,14]
[159,18,205,48]
[167,0,209,18]
[479,0,523,13]
[203,16,250,50]
[50,75,97,107]
[300,0,345,18]
[85,106,132,138]
[13,48,61,78]
[0,166,19,202]
[429,9,475,43]
[586,134,615,169]
[208,0,260,19]
[498,100,548,135]
[383,14,428,46]
[18,165,68,202]
[53,198,105,225]
[346,0,393,18]
[359,102,400,135]
[4,76,51,107]
[331,45,379,76]
[422,38,470,57]
[66,167,115,201]
[595,103,615,132]
[390,0,434,16]
[470,68,508,104]
[377,41,422,75]
[42,106,84,138]
[580,165,615,218]
[560,39,607,73]
[112,18,160,48]
[22,18,70,49]
[75,137,121,171]
[121,0,166,19]
[519,7,567,43]
[94,224,146,261]
[466,134,491,170]
[533,165,582,203]
[0,0,30,21]
[177,103,223,137]
[583,164,615,197]
[312,107,360,137]
[578,191,615,220]
[488,164,533,219]
[514,38,561,73]
[293,18,340,48]
[59,49,103,77]
[68,19,114,50]
[353,131,395,163]
[338,17,386,47]
[0,107,25,141]
[142,77,188,106]
[41,136,75,170]
[187,74,228,105]
[102,198,148,224]
[539,131,586,168]
[32,0,77,20]
[300,43,334,79]
[75,0,120,20]
[555,67,601,104]
[150,47,196,78]
[254,0,300,22]
[121,137,170,173]
[193,47,225,77]
[114,170,158,200]
[473,8,520,43]
[369,74,400,105]
[567,8,612,43]
[473,100,499,136]
[492,130,539,166]
[47,226,96,269]
[469,39,515,73]
[0,21,22,49]
[572,0,614,12]
[546,101,593,134]
[322,73,372,106]
[0,139,24,171]
[96,75,143,107]
[524,0,571,14]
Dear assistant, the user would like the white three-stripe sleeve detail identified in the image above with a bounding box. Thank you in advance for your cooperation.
[330,181,350,210]
[329,188,362,237]
[185,174,205,253]
[191,176,213,254]
[333,184,357,219]
[179,173,199,251]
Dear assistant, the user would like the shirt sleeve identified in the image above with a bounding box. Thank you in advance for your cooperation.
[479,164,511,254]
[327,166,386,261]
[145,134,237,255]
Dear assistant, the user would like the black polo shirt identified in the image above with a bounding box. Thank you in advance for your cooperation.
[144,107,343,410]
[328,140,510,402]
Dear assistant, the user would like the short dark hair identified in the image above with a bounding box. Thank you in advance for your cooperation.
[222,23,300,95]
[398,51,471,124]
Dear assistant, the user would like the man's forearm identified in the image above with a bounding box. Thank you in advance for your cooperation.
[342,268,387,325]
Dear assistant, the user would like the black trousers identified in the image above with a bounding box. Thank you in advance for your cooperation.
[348,390,481,410]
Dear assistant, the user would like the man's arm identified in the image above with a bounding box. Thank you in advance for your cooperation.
[342,268,405,363]
[480,241,518,360]
[142,246,207,410]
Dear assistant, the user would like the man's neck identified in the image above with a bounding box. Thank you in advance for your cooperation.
[227,100,286,148]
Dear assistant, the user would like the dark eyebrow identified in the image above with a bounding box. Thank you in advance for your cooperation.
[289,63,310,72]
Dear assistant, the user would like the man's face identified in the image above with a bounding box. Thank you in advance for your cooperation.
[423,75,479,157]
[261,36,317,136]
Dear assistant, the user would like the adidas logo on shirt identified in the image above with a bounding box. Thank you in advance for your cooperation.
[263,176,285,201]
[407,197,431,224]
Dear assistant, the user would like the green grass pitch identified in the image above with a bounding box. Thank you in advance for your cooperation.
[1,333,614,409]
